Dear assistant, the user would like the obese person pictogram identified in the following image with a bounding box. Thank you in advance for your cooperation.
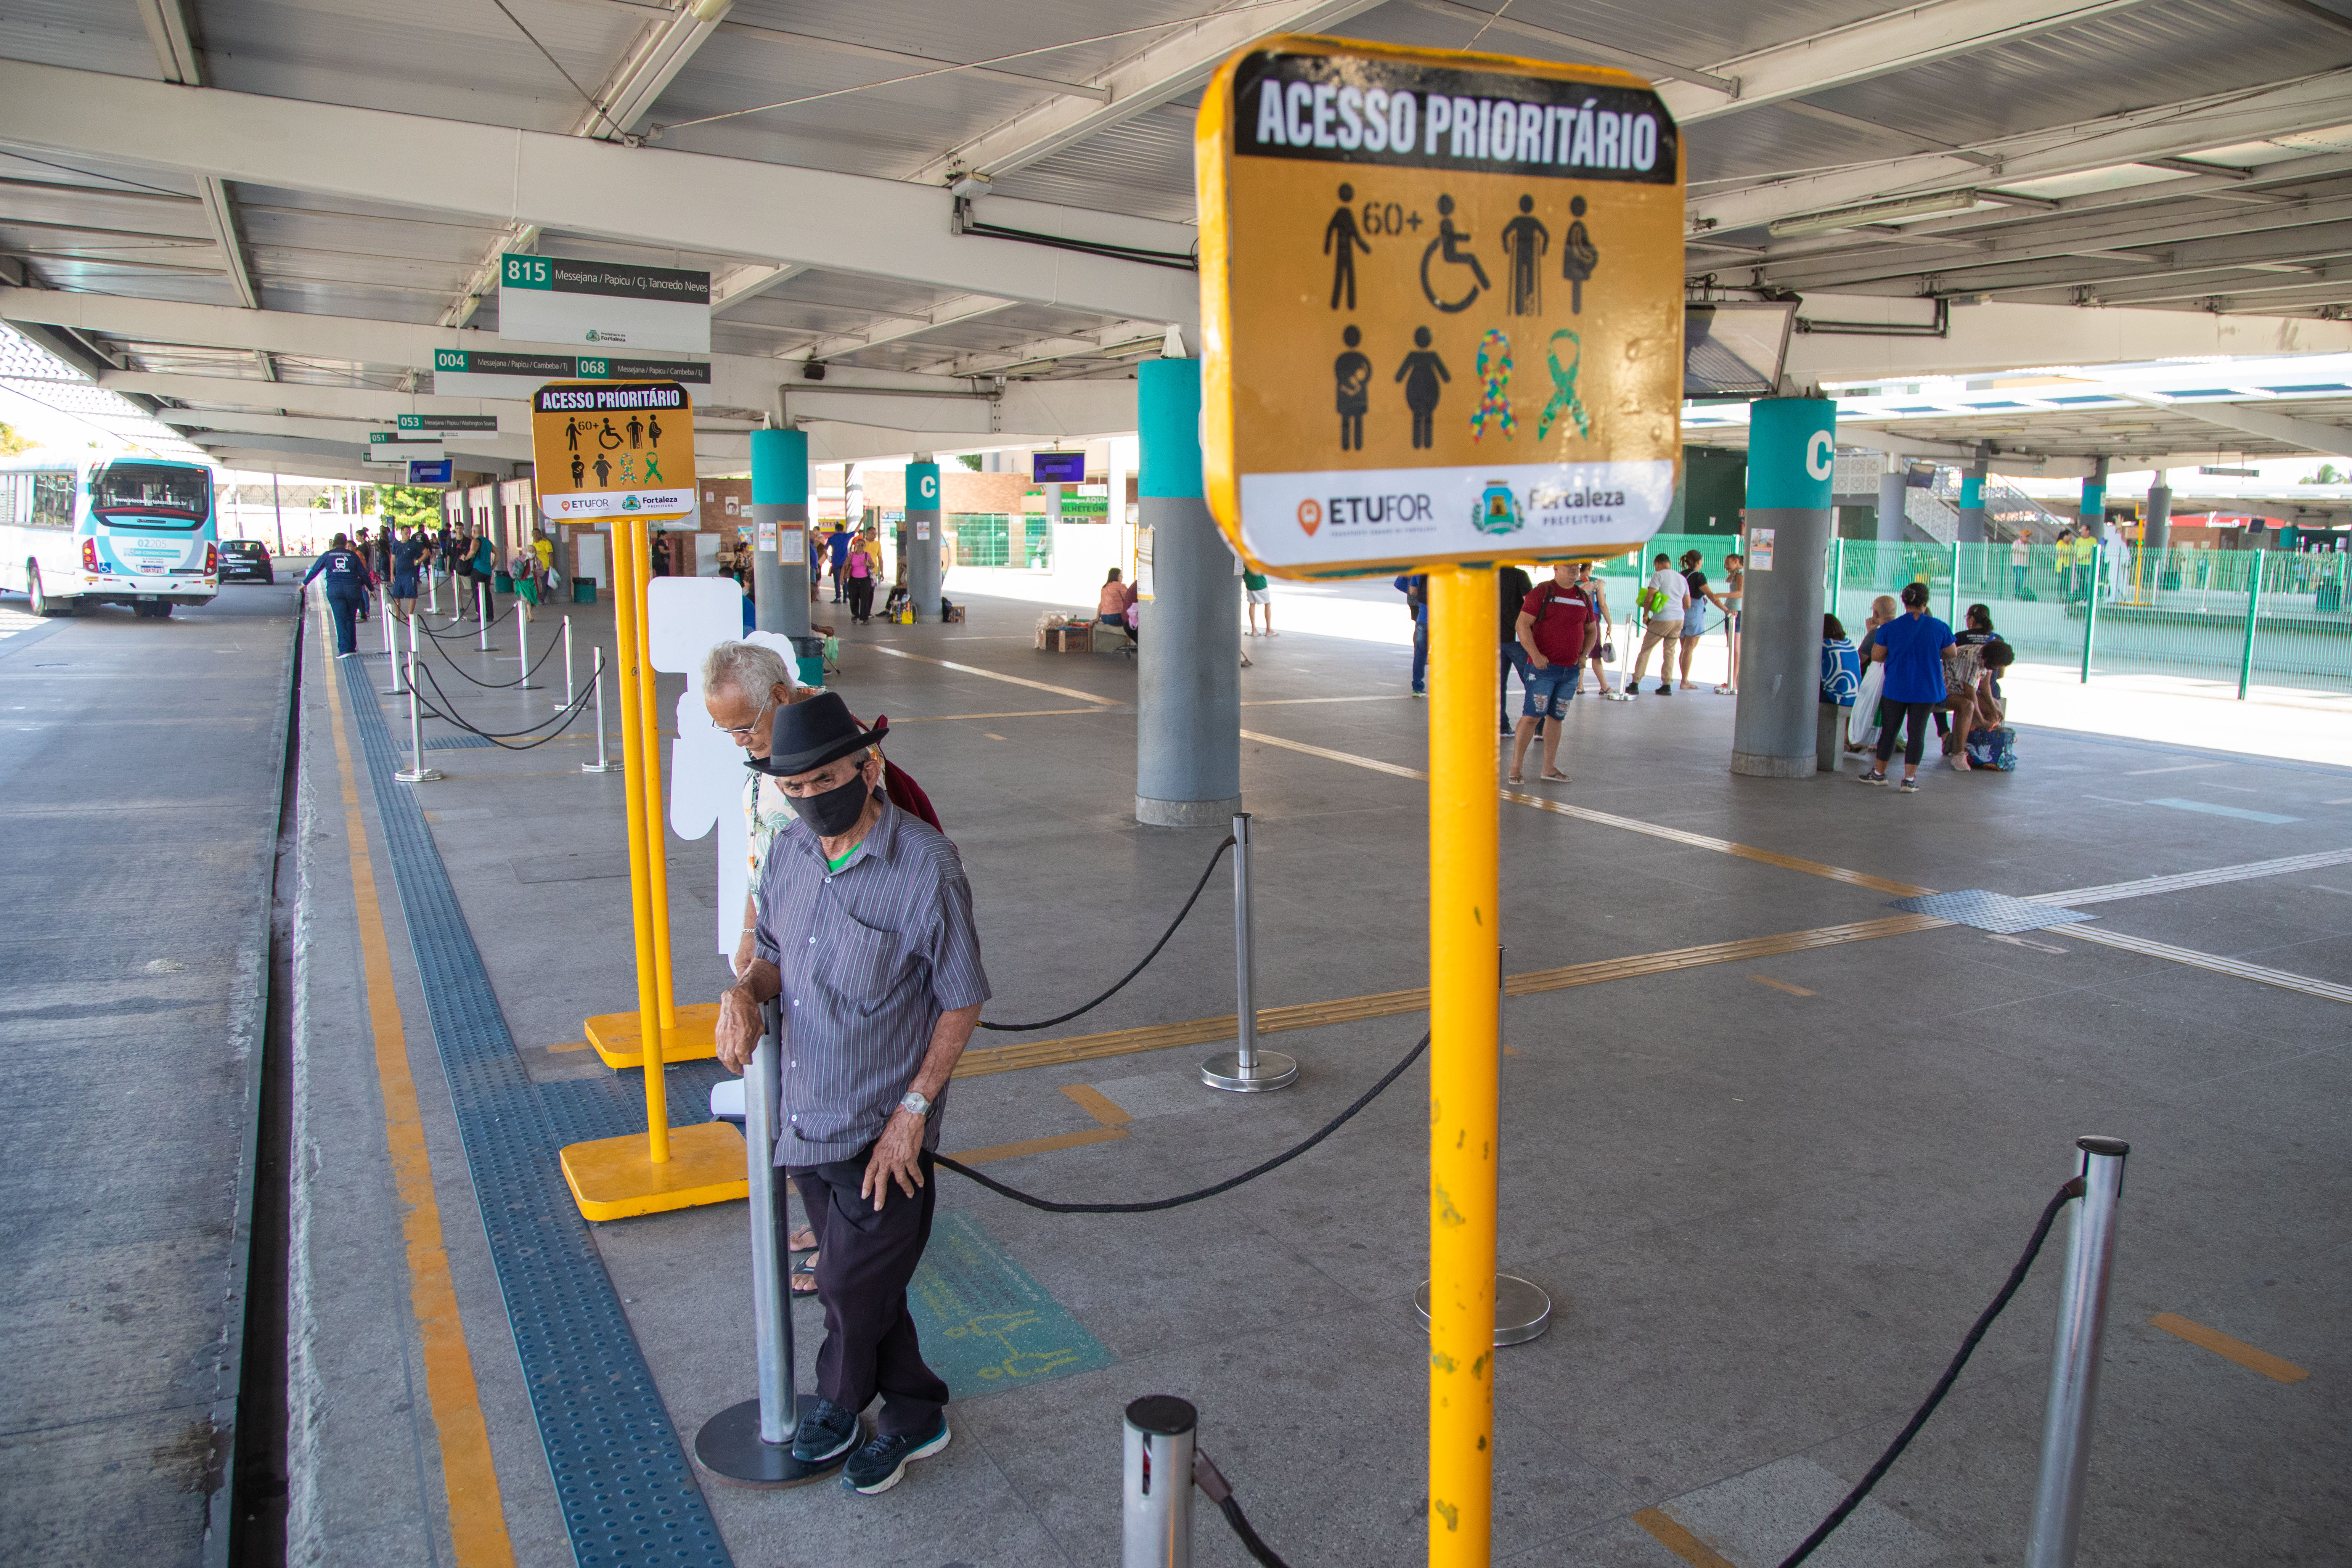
[1198,36,1684,577]
[532,380,698,522]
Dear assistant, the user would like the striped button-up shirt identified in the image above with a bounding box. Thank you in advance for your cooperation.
[753,798,990,1165]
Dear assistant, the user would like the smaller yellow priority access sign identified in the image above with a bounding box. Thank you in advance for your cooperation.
[1198,37,1684,578]
[531,380,697,524]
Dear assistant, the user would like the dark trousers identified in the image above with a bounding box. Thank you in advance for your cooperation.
[789,1147,949,1436]
[849,579,874,622]
[326,591,360,654]
[1875,700,1935,766]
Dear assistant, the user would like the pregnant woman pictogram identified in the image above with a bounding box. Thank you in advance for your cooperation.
[1394,327,1451,449]
[1419,195,1489,315]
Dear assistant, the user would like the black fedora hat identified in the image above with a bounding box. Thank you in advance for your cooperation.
[747,691,887,777]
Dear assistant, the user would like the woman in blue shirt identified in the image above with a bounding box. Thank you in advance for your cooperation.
[1859,582,1953,793]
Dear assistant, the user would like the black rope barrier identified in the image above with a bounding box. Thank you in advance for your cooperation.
[410,661,597,749]
[1194,1452,1290,1568]
[408,588,517,641]
[976,834,1237,1032]
[930,1029,1428,1213]
[1774,1174,2086,1568]
[418,619,567,688]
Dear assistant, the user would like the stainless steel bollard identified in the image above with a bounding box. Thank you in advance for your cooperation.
[1201,813,1296,1091]
[557,615,575,709]
[476,582,490,652]
[395,615,443,784]
[2024,1136,2129,1568]
[580,647,617,773]
[378,599,403,694]
[516,598,541,689]
[1122,1396,1197,1568]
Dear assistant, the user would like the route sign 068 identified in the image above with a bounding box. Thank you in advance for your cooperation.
[1198,36,1685,578]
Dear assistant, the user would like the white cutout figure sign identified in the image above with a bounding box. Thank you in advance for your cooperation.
[646,577,798,956]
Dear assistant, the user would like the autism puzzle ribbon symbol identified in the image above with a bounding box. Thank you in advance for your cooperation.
[1539,328,1590,442]
[1470,329,1514,442]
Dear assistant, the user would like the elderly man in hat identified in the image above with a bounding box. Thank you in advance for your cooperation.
[714,691,989,1496]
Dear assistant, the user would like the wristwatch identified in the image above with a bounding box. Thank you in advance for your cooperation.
[899,1089,932,1118]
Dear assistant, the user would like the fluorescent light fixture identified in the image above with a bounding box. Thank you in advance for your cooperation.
[1768,190,1979,238]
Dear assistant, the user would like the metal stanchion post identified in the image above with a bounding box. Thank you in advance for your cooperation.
[395,614,443,784]
[581,647,617,773]
[516,600,541,689]
[378,600,403,695]
[694,999,841,1486]
[477,582,491,652]
[1202,812,1295,1091]
[1122,1397,1197,1568]
[1602,609,1636,700]
[2024,1136,2129,1568]
[557,615,575,709]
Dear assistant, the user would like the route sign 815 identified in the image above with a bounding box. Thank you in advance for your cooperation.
[1198,36,1685,578]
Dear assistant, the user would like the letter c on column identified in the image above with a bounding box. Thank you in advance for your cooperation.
[1806,431,1834,481]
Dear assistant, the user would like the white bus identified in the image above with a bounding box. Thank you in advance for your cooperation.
[0,456,220,618]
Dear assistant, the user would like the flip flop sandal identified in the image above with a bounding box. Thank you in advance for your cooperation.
[790,1263,818,1297]
[1539,771,1570,782]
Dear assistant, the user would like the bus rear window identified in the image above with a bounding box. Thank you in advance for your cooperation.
[92,463,210,525]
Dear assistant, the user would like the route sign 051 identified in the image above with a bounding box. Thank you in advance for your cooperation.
[529,380,697,523]
[1198,36,1684,578]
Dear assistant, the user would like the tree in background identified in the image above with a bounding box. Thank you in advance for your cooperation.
[376,485,443,533]
[0,422,35,457]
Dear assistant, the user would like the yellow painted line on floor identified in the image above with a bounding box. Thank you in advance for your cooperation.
[867,644,1121,705]
[1240,730,1932,897]
[954,914,1946,1079]
[2149,1313,2311,1383]
[1748,974,1815,996]
[1632,1507,1740,1568]
[321,618,519,1567]
[2068,927,2352,1006]
[885,707,1107,722]
[1059,1083,1133,1126]
[944,1126,1129,1164]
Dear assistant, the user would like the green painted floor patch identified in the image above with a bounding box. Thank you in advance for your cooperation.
[910,1212,1114,1397]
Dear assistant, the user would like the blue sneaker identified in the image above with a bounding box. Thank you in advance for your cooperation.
[789,1398,860,1464]
[840,1415,950,1495]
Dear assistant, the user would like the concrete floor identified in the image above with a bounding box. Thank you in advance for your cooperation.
[0,585,294,1562]
[294,580,2347,1567]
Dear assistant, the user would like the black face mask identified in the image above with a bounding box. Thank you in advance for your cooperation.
[787,771,872,837]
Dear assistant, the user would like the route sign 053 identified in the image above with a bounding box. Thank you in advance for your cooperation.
[1198,36,1684,578]
[529,381,697,523]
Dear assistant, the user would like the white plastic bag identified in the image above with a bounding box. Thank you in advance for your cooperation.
[1846,661,1884,748]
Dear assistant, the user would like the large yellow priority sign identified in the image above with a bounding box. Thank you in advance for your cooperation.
[530,380,697,523]
[1198,37,1684,578]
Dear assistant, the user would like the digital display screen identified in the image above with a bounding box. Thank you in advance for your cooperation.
[1033,451,1088,484]
[1684,302,1795,398]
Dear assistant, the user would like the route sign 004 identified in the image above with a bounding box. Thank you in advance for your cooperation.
[1198,36,1685,578]
[529,380,698,523]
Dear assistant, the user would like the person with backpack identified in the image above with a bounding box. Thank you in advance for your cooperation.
[1626,553,1690,695]
[301,533,375,655]
[1859,581,1954,792]
[1508,562,1597,785]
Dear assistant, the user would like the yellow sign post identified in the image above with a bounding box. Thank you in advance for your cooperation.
[533,382,742,1220]
[1198,37,1683,1564]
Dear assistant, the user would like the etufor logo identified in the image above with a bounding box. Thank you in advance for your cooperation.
[1296,498,1323,535]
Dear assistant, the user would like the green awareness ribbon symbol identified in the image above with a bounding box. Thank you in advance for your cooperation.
[1539,329,1590,442]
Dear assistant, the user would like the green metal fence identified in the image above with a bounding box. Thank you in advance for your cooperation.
[948,512,1054,570]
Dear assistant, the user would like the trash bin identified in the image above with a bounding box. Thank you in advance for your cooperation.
[790,633,825,689]
[493,570,513,593]
[572,578,597,604]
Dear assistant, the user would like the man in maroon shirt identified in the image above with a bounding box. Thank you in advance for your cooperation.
[1508,562,1597,785]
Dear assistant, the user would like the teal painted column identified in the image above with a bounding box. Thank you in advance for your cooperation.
[1956,447,1988,545]
[749,427,809,637]
[1732,397,1836,778]
[1135,358,1240,827]
[905,460,942,619]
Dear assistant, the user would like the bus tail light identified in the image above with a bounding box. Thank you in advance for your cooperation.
[81,538,100,572]
[205,542,218,574]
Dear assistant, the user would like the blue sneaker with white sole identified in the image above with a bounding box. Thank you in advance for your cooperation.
[789,1398,860,1464]
[840,1415,950,1495]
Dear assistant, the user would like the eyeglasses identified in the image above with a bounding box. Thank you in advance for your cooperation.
[721,693,777,742]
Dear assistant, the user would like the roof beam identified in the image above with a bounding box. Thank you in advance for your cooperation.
[126,0,261,313]
[586,0,734,138]
[1399,1,1735,92]
[196,176,258,309]
[713,22,1112,103]
[95,369,513,421]
[2107,390,2352,459]
[0,59,1198,331]
[711,262,806,315]
[801,296,1017,366]
[1690,68,2352,236]
[904,0,1386,185]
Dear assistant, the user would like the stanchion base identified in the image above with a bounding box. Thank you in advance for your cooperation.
[694,1395,846,1489]
[1200,1050,1298,1092]
[1414,1274,1553,1346]
[1600,692,1635,702]
[579,761,619,773]
[516,680,542,689]
[585,1002,721,1068]
[559,1120,747,1221]
[394,767,445,783]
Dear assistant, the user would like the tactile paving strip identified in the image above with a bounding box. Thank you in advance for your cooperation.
[1886,888,2095,934]
[340,657,733,1568]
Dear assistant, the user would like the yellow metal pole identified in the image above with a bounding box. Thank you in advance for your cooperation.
[609,519,669,1163]
[634,519,680,1043]
[1427,565,1499,1567]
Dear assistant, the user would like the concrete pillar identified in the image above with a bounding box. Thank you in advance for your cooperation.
[1134,357,1241,827]
[1876,456,1908,546]
[2080,456,2108,535]
[1957,445,1989,544]
[750,427,809,636]
[906,458,942,619]
[1731,397,1836,779]
[2145,471,2172,553]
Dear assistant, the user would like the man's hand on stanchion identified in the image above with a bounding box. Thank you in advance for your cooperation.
[717,960,779,1073]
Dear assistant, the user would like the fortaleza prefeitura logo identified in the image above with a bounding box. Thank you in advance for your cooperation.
[1472,480,1523,536]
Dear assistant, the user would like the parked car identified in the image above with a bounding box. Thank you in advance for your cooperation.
[220,539,274,584]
